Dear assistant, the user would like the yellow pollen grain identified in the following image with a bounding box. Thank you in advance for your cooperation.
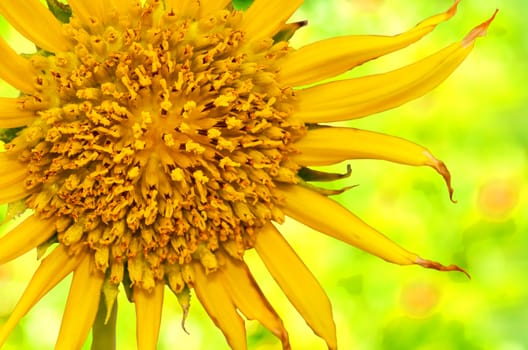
[170,168,185,182]
[185,141,205,154]
[226,116,242,129]
[163,133,176,147]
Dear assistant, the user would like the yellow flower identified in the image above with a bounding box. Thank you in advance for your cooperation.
[0,0,495,349]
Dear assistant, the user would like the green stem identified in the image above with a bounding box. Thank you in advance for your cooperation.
[91,294,118,350]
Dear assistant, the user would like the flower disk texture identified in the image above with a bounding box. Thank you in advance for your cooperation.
[0,0,495,349]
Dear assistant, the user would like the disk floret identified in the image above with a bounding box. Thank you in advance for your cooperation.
[8,3,305,290]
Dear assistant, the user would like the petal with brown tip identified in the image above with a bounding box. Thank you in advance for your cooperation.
[295,12,497,122]
[279,1,460,86]
[293,126,455,201]
[278,184,466,275]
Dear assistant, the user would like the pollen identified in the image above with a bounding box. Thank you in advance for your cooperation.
[7,2,305,291]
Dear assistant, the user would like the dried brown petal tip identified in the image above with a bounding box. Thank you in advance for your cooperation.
[462,9,499,47]
[416,257,471,279]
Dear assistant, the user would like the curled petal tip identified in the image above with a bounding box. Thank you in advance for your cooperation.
[447,0,461,17]
[436,160,457,203]
[424,151,456,203]
[462,9,499,47]
[416,257,471,279]
[180,301,190,335]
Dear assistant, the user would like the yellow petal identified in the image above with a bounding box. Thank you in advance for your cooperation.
[0,0,69,53]
[165,0,200,17]
[0,180,30,205]
[295,12,497,123]
[278,185,468,276]
[218,252,290,349]
[192,262,247,350]
[254,223,337,350]
[133,283,165,350]
[200,0,232,16]
[55,254,104,350]
[0,37,35,93]
[0,216,56,265]
[0,98,35,128]
[0,153,27,189]
[279,1,459,87]
[108,0,138,17]
[0,246,84,348]
[0,150,30,204]
[293,127,455,201]
[240,0,303,40]
[273,20,308,42]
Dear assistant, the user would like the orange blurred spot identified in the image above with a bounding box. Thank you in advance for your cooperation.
[400,281,440,317]
[478,179,519,220]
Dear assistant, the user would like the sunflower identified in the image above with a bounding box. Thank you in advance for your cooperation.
[0,0,495,349]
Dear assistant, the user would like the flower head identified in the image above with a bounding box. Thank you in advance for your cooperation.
[0,0,495,349]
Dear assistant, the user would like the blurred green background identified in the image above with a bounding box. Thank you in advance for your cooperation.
[0,0,526,349]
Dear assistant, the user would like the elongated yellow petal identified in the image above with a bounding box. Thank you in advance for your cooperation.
[55,255,104,350]
[240,0,303,40]
[201,0,232,16]
[295,12,497,122]
[0,216,56,265]
[0,246,84,348]
[0,98,36,128]
[108,0,138,17]
[0,156,26,190]
[193,262,247,350]
[0,180,30,205]
[218,252,290,349]
[254,223,337,350]
[0,0,69,53]
[0,151,30,203]
[0,37,35,93]
[279,1,459,87]
[278,184,468,276]
[294,127,454,201]
[165,0,200,17]
[133,283,165,350]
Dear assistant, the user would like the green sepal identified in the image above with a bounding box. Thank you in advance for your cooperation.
[273,20,308,42]
[0,200,26,226]
[298,164,352,182]
[298,179,358,196]
[46,0,72,23]
[102,280,120,324]
[122,267,134,302]
[0,127,24,144]
[36,235,59,260]
[171,286,192,334]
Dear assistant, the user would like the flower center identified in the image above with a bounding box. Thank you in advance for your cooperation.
[8,2,305,290]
